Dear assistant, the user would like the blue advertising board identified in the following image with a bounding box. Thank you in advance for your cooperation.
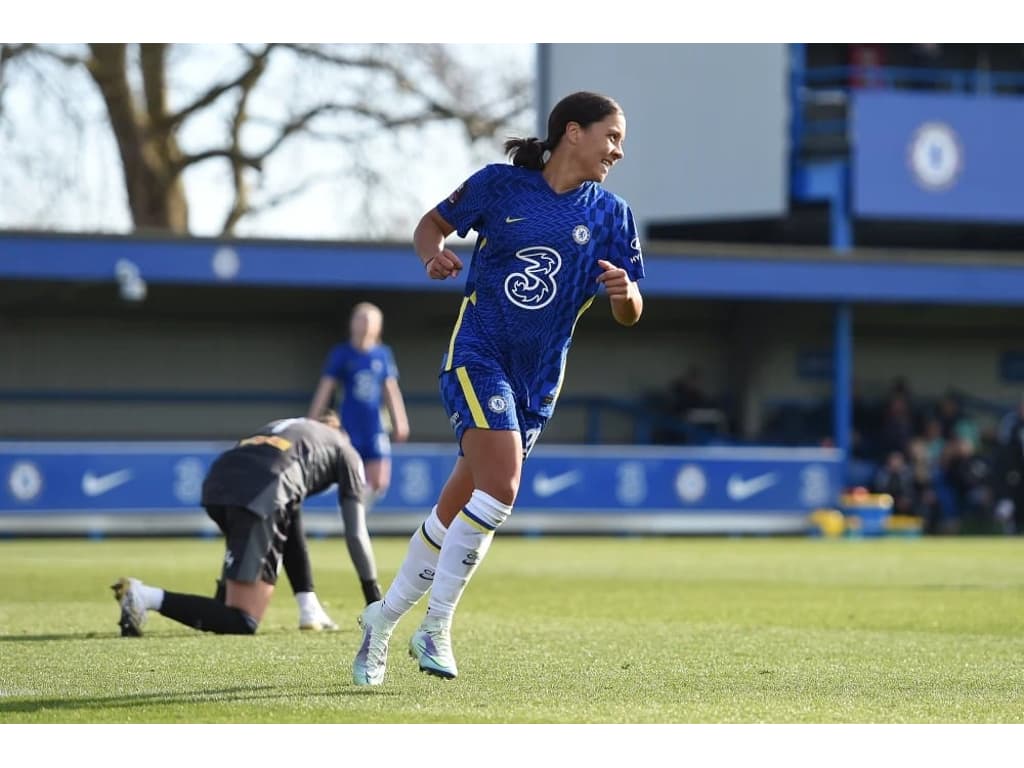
[0,442,842,536]
[852,90,1024,222]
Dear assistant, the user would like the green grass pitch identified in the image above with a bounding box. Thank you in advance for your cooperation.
[1,535,1022,724]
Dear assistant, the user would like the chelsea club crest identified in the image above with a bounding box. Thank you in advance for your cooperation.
[907,122,963,191]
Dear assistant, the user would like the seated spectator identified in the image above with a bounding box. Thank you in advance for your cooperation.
[943,436,994,534]
[670,364,709,417]
[907,437,942,529]
[935,392,963,441]
[994,395,1024,535]
[668,365,728,440]
[880,393,914,458]
[873,450,916,517]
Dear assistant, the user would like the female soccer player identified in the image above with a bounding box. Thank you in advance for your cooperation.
[308,301,409,604]
[353,91,645,685]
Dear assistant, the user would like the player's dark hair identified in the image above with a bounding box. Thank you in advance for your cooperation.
[505,91,622,170]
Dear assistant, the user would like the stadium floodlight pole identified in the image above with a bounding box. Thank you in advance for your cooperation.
[830,161,853,471]
[834,303,852,461]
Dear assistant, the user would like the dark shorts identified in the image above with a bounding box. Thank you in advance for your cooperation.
[439,364,548,459]
[206,504,291,586]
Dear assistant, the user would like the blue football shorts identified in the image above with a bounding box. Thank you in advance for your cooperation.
[439,363,547,459]
[352,432,391,461]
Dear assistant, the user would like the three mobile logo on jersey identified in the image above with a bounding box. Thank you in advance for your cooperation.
[504,246,561,311]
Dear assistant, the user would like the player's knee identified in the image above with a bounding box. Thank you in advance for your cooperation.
[479,480,518,507]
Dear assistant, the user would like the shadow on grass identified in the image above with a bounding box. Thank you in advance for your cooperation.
[0,685,276,714]
[0,630,203,642]
[0,632,115,642]
[0,683,396,715]
[0,621,330,642]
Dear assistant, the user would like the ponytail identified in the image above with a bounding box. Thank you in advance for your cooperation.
[504,136,549,170]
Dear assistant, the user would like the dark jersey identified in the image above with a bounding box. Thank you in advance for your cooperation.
[201,418,366,518]
[436,163,645,416]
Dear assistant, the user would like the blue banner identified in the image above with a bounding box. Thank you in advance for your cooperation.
[852,91,1024,222]
[0,442,841,536]
[7,233,1024,307]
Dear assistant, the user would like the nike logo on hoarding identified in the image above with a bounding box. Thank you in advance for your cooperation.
[532,470,582,498]
[726,472,778,501]
[82,469,134,497]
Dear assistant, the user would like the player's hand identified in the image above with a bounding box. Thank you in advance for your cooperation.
[596,259,631,298]
[426,249,463,280]
[393,423,410,443]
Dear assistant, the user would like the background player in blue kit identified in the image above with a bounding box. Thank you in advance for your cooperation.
[353,91,645,685]
[308,301,409,605]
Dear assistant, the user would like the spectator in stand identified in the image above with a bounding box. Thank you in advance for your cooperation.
[935,392,963,441]
[907,437,942,528]
[879,392,915,458]
[670,364,709,419]
[873,450,917,518]
[919,417,952,534]
[909,44,945,89]
[994,395,1024,535]
[849,44,886,89]
[943,435,994,534]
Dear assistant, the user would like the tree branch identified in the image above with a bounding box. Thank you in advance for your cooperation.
[218,45,274,234]
[139,44,169,123]
[163,44,275,130]
[246,169,344,219]
[173,147,262,174]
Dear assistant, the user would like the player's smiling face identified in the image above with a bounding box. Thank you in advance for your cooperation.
[572,112,626,183]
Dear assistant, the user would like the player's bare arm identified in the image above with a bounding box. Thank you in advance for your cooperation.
[414,209,463,280]
[308,375,338,418]
[383,378,410,442]
[596,259,643,326]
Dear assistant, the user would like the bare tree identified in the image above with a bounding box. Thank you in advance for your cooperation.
[0,43,533,237]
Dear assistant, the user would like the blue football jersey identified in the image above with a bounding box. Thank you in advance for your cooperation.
[436,163,645,415]
[321,343,399,441]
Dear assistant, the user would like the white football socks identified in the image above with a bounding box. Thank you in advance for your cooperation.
[138,583,165,611]
[295,591,321,616]
[425,489,511,625]
[380,506,448,623]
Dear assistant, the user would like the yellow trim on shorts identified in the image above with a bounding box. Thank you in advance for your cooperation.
[444,291,477,372]
[455,365,489,428]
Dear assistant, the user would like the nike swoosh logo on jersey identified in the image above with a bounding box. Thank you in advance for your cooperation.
[505,216,527,223]
[82,469,134,497]
[532,470,583,498]
[726,472,778,501]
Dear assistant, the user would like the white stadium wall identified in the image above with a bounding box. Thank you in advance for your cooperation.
[539,43,789,230]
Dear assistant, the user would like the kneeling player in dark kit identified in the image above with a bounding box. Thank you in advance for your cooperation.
[111,411,372,636]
